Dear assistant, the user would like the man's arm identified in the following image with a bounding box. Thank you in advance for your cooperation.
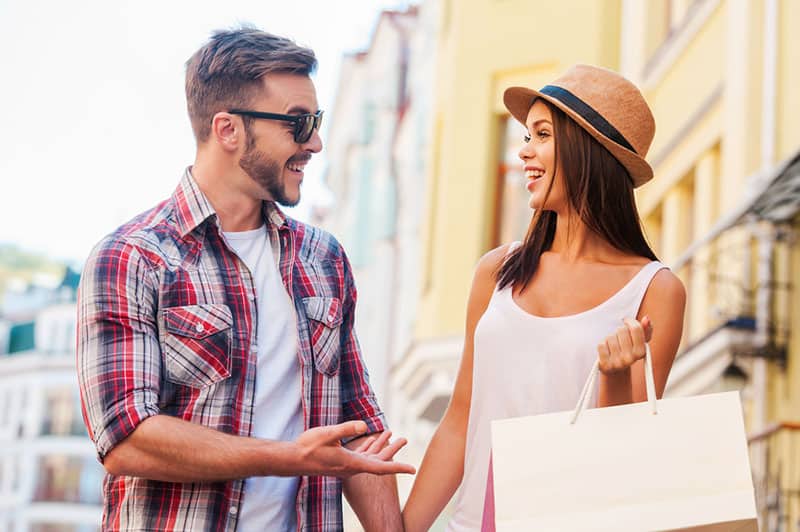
[104,415,412,482]
[342,432,404,532]
[77,239,412,482]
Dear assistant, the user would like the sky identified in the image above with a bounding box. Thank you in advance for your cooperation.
[0,0,409,264]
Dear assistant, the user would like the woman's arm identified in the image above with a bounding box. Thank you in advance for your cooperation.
[598,268,686,406]
[402,245,509,532]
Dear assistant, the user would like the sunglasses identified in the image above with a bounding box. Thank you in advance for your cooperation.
[228,109,323,144]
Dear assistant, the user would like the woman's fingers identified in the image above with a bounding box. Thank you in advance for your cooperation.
[597,341,611,372]
[623,318,646,361]
[640,315,653,343]
[597,317,655,374]
[606,334,622,370]
[616,325,635,366]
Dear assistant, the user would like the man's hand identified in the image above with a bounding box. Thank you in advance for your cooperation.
[292,421,415,478]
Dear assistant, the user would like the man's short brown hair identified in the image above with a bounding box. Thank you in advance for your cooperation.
[185,27,317,142]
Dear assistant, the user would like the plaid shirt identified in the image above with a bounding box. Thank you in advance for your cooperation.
[77,169,386,531]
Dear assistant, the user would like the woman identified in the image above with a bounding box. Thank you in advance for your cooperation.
[402,65,686,531]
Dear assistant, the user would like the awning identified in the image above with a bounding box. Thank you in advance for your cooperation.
[671,148,800,271]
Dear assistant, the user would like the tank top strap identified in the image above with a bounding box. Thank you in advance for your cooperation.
[627,261,669,318]
[491,242,522,295]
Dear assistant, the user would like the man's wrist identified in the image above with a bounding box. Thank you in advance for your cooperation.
[253,438,303,477]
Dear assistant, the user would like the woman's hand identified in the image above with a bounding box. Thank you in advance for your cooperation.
[597,316,653,374]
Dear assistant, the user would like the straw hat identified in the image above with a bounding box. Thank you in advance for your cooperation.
[503,64,656,187]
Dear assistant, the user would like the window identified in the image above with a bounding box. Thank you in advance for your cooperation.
[30,525,99,532]
[33,455,103,505]
[362,103,376,145]
[492,116,531,246]
[40,387,86,437]
[8,321,35,353]
[349,158,375,268]
[644,205,664,258]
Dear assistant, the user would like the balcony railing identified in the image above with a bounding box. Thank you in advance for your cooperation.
[748,421,800,531]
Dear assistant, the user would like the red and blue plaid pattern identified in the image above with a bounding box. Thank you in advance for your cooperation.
[77,169,386,531]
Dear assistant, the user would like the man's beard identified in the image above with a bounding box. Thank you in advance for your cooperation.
[239,134,300,207]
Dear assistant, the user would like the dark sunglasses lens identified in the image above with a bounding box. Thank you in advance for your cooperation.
[295,116,313,143]
[295,113,322,143]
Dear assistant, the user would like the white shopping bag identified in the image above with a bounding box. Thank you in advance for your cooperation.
[490,346,758,531]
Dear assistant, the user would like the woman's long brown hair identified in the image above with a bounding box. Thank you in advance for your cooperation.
[497,99,658,292]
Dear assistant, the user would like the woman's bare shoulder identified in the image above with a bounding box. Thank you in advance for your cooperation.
[648,268,687,303]
[471,243,515,293]
[477,243,518,278]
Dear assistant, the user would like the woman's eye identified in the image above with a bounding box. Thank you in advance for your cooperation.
[537,130,550,139]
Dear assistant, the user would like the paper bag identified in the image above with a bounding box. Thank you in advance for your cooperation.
[489,346,758,531]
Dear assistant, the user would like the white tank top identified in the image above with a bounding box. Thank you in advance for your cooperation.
[448,245,666,531]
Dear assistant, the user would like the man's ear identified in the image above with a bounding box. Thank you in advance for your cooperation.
[210,112,242,153]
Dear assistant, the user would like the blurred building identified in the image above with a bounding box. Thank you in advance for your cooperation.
[321,4,437,411]
[623,1,800,528]
[322,6,417,405]
[0,270,103,532]
[320,3,440,527]
[374,0,799,529]
[388,0,625,525]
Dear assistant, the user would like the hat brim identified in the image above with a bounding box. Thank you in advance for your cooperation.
[503,86,653,187]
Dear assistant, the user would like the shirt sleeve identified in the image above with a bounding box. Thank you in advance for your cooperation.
[337,250,387,440]
[76,237,162,461]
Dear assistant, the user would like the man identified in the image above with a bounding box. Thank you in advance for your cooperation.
[77,27,413,531]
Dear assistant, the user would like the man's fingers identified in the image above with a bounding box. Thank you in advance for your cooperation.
[351,453,416,476]
[366,431,392,454]
[376,437,408,461]
[353,436,376,453]
[317,420,368,444]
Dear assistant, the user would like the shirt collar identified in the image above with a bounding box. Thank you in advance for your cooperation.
[172,167,289,238]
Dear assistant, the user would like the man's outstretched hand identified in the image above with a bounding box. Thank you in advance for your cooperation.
[290,421,415,478]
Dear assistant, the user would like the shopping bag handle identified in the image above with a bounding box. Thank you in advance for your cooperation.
[570,342,657,424]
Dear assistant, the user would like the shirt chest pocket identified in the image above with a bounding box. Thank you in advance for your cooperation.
[161,304,233,388]
[302,296,343,376]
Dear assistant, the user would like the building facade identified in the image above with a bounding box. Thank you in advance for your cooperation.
[0,273,103,532]
[320,5,444,527]
[624,1,800,527]
[322,7,421,408]
[389,0,625,524]
[386,0,799,529]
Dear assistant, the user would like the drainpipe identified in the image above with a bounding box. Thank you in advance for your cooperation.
[749,0,778,467]
[777,224,794,354]
[753,222,775,427]
[760,0,778,173]
[384,12,412,419]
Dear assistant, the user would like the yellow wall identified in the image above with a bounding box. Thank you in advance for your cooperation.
[417,0,800,425]
[645,2,726,167]
[777,0,800,161]
[417,0,622,339]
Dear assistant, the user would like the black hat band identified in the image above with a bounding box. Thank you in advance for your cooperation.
[539,85,636,153]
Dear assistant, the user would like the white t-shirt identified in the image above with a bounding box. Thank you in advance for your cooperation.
[224,225,303,532]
